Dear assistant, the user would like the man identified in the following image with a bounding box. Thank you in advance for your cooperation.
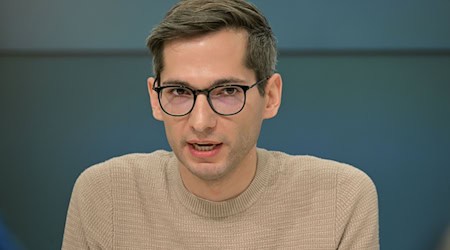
[62,0,379,249]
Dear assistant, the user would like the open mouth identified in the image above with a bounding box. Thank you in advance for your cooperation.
[190,143,221,151]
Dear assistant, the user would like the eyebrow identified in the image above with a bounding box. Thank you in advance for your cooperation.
[161,77,247,89]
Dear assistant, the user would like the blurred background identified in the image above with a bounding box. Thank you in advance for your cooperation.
[1,0,449,249]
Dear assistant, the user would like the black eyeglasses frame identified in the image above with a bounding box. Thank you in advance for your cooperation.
[152,76,270,116]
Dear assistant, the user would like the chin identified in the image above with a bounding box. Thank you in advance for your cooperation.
[188,163,231,181]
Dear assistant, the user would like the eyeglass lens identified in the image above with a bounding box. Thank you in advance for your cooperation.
[159,85,246,116]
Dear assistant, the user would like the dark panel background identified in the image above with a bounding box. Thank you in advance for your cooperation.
[1,0,450,50]
[1,0,449,249]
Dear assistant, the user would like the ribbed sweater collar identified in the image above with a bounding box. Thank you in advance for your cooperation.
[167,148,273,218]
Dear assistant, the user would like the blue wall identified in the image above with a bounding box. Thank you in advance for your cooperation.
[1,1,449,249]
[1,0,450,51]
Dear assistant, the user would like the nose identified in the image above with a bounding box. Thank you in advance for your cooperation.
[188,94,217,134]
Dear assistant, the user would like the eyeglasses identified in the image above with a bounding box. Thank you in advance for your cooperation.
[152,77,269,116]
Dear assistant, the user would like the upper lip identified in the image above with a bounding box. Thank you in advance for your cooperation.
[187,140,222,145]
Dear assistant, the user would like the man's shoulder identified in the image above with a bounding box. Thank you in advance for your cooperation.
[265,149,358,172]
[263,149,375,188]
[76,150,174,186]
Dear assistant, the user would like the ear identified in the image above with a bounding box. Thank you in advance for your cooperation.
[147,77,163,121]
[262,73,282,119]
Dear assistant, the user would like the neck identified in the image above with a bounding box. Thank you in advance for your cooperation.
[179,149,257,202]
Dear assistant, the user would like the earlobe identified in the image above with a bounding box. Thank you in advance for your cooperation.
[147,77,163,121]
[263,73,282,119]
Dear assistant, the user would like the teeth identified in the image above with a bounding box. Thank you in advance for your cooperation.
[193,143,215,151]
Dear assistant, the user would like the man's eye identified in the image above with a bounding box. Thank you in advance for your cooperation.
[170,88,191,96]
[219,87,240,96]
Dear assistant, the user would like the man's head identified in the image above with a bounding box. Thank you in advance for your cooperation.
[146,0,277,94]
[145,0,282,194]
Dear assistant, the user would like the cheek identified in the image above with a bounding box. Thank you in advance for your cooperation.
[233,109,264,143]
[162,120,184,147]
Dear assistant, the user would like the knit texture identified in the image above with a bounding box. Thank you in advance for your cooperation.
[62,148,379,249]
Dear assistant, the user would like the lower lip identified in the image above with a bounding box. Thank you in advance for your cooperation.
[188,143,222,159]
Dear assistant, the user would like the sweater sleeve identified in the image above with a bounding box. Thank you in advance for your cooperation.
[335,166,379,250]
[62,165,113,249]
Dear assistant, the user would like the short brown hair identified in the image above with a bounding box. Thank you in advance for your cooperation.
[146,0,277,94]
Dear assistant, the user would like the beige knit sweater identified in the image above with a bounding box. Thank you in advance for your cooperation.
[62,148,379,249]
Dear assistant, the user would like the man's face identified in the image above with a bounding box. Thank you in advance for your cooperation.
[148,28,280,181]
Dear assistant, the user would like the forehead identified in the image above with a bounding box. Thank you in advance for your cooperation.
[164,28,248,53]
[160,28,253,84]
